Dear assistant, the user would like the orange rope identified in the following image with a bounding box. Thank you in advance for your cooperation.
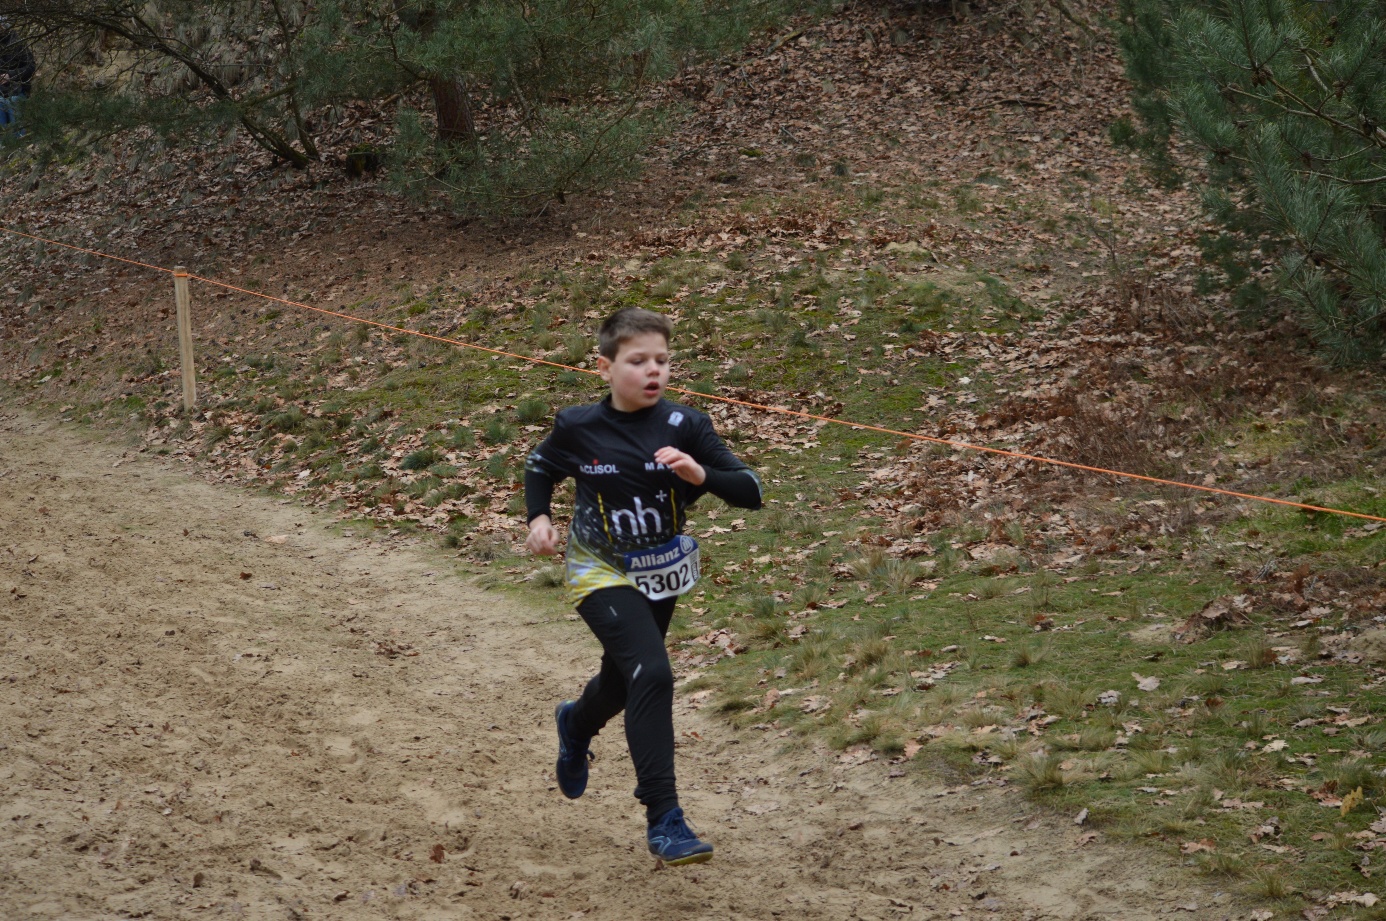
[2,226,184,274]
[4,224,1385,524]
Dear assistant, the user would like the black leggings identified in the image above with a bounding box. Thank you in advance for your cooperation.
[569,586,679,823]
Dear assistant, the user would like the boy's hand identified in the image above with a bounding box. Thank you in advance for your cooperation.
[526,515,560,556]
[654,447,705,485]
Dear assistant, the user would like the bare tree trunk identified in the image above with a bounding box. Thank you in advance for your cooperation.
[394,0,479,146]
[430,75,477,146]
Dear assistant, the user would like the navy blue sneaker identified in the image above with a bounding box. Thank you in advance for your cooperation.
[646,807,714,865]
[554,700,592,799]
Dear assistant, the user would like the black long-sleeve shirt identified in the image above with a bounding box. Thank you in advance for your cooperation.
[0,31,35,96]
[525,396,761,602]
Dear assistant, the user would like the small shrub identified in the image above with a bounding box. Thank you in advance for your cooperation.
[1010,642,1048,669]
[534,565,565,588]
[264,407,307,435]
[515,398,550,425]
[1042,681,1090,720]
[486,449,514,480]
[959,707,999,729]
[790,638,834,681]
[562,333,590,365]
[726,362,752,383]
[1194,850,1246,878]
[953,186,982,214]
[1076,726,1118,751]
[1188,671,1228,697]
[1019,753,1067,792]
[353,462,385,481]
[405,475,443,499]
[854,637,892,670]
[483,417,516,445]
[749,615,788,646]
[1250,867,1293,901]
[794,582,829,609]
[401,448,440,471]
[787,327,816,353]
[748,595,777,619]
[1241,632,1278,669]
[470,534,508,562]
[849,546,889,580]
[882,558,923,594]
[1326,758,1382,799]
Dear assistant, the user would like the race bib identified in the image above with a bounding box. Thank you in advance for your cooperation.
[622,535,700,600]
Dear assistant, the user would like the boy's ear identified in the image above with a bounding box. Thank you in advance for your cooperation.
[596,354,612,378]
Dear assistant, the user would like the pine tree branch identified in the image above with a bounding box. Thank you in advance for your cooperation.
[1265,73,1386,148]
[1222,83,1386,151]
[39,9,315,167]
[1260,175,1351,281]
[267,0,319,161]
[1302,38,1381,106]
[1297,170,1386,187]
[1301,52,1331,98]
[1304,145,1378,167]
[544,94,645,200]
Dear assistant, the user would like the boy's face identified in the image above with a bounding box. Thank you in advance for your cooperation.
[598,331,670,412]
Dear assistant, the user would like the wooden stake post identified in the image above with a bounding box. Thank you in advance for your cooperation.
[173,267,196,411]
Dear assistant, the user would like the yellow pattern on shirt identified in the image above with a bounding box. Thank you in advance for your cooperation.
[564,538,636,606]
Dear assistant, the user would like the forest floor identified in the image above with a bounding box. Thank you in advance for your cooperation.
[0,408,1249,920]
[2,2,1385,919]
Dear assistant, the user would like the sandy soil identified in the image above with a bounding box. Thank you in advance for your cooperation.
[0,406,1258,921]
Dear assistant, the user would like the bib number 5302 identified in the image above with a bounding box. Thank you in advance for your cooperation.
[623,536,700,601]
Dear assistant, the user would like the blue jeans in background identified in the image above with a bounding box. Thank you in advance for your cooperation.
[0,94,24,127]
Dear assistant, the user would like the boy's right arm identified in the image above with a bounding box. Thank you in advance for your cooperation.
[524,412,569,557]
[524,463,561,556]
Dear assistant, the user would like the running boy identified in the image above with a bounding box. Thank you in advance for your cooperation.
[524,306,762,865]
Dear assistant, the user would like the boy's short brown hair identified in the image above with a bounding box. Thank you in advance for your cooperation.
[597,307,673,360]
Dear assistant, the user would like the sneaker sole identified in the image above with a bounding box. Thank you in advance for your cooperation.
[661,849,714,866]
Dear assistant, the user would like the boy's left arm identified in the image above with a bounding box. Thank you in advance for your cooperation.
[663,414,762,511]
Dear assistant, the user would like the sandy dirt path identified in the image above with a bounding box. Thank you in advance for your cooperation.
[0,408,1256,921]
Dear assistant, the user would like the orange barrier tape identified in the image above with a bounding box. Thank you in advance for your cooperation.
[4,224,1385,524]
